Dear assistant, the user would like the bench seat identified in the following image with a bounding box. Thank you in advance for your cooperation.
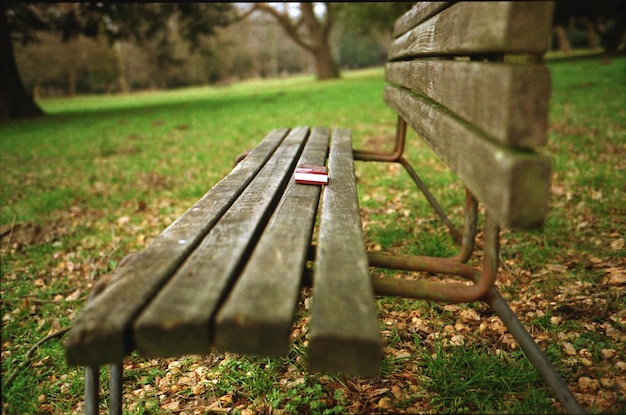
[65,126,382,377]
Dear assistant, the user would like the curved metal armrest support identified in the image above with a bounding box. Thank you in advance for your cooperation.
[353,116,406,163]
[369,213,499,303]
[354,116,463,243]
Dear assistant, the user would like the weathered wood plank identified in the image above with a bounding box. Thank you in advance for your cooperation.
[392,2,449,38]
[388,2,555,60]
[65,128,291,367]
[384,86,551,229]
[307,128,382,377]
[214,127,330,357]
[385,60,550,148]
[132,127,310,358]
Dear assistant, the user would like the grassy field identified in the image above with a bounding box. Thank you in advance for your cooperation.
[1,56,625,414]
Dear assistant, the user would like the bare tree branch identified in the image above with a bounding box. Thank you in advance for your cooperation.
[254,2,313,52]
[241,2,339,80]
[231,4,258,25]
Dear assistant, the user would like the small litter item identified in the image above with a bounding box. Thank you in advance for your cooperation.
[294,164,328,185]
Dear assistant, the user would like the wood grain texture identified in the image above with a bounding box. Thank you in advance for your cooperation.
[65,128,290,366]
[384,86,551,229]
[388,2,555,60]
[385,60,550,148]
[132,127,310,358]
[214,127,330,357]
[307,128,382,377]
[392,2,449,38]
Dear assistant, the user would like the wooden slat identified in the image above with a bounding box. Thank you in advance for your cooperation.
[132,127,310,358]
[388,2,555,60]
[214,127,330,357]
[385,60,550,148]
[384,86,551,229]
[307,128,382,377]
[65,128,290,367]
[392,2,450,38]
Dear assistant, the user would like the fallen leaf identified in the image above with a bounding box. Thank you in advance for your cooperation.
[377,397,394,410]
[65,289,82,302]
[546,264,568,273]
[610,238,624,250]
[161,401,180,411]
[391,349,412,359]
[605,268,626,285]
[581,358,593,367]
[443,304,461,313]
[550,316,562,325]
[459,308,480,323]
[562,341,577,356]
[192,383,206,395]
[285,377,305,389]
[450,334,465,346]
[366,388,389,400]
[600,378,614,388]
[391,384,403,398]
[578,376,598,392]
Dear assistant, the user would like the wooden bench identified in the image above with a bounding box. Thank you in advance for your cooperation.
[65,3,586,414]
[65,127,381,360]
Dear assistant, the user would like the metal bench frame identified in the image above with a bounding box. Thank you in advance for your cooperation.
[355,117,585,414]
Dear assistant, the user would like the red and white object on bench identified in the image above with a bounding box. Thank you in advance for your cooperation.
[294,164,329,185]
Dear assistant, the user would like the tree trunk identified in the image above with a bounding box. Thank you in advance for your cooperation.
[0,5,44,122]
[313,39,339,80]
[300,3,339,80]
[553,25,571,54]
[114,41,129,93]
[253,2,340,81]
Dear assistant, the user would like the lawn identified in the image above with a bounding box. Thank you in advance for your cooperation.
[1,56,625,414]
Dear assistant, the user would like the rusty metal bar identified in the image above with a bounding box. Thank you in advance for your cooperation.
[354,116,461,243]
[353,116,406,162]
[398,157,461,244]
[449,189,478,263]
[369,214,499,303]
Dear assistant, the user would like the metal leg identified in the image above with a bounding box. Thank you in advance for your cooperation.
[84,363,123,415]
[84,366,99,415]
[109,363,123,415]
[83,279,124,414]
[484,289,586,414]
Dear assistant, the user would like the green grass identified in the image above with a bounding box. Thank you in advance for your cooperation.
[1,57,625,414]
[420,344,548,414]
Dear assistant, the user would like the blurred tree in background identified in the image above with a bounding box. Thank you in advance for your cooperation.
[2,3,235,121]
[552,0,625,52]
[247,2,413,80]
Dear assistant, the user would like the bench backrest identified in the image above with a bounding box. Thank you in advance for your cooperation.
[385,2,555,228]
